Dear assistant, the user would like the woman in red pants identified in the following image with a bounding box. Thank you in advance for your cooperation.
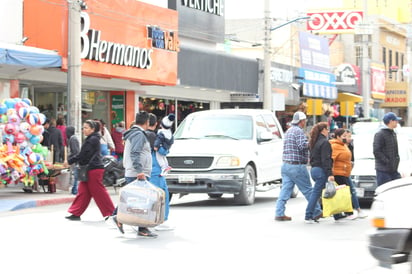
[64,120,114,221]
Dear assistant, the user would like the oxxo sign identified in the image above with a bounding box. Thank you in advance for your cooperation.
[80,12,179,69]
[307,11,363,33]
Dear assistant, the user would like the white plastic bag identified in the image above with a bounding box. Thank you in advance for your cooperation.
[323,180,337,199]
[117,179,165,227]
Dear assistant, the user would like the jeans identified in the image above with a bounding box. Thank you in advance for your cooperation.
[275,163,322,218]
[376,170,401,186]
[71,165,79,195]
[347,176,360,210]
[305,167,327,220]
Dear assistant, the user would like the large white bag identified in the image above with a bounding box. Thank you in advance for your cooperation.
[117,179,165,227]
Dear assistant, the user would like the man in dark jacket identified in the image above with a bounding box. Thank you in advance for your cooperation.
[47,118,64,163]
[373,112,401,186]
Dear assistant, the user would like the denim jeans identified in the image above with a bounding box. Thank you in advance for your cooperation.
[71,165,79,195]
[376,170,401,186]
[305,167,327,220]
[275,163,322,217]
[347,176,360,210]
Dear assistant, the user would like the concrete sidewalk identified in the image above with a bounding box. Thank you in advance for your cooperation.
[0,182,119,212]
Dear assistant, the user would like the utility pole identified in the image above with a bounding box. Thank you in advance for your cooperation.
[263,0,272,110]
[361,0,371,119]
[67,0,83,142]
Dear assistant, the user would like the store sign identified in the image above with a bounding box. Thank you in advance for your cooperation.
[307,10,363,34]
[298,68,337,100]
[147,26,180,52]
[181,0,224,16]
[271,68,293,83]
[230,93,259,102]
[298,32,330,73]
[370,64,386,99]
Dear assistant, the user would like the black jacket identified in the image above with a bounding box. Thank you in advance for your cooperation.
[66,126,80,163]
[68,132,103,170]
[310,134,333,177]
[373,127,400,172]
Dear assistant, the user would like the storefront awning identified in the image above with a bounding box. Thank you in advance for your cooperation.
[337,92,363,103]
[0,47,61,68]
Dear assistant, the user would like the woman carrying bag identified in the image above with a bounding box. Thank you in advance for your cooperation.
[64,120,115,221]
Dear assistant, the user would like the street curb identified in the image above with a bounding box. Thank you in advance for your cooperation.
[8,197,75,211]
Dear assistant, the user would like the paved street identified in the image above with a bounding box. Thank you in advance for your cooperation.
[0,189,409,274]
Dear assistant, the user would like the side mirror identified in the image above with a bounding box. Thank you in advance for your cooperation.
[258,131,273,141]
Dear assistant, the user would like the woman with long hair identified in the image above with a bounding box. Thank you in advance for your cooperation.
[305,122,334,223]
[65,120,115,221]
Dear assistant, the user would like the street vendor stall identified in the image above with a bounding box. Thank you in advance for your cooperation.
[0,97,69,193]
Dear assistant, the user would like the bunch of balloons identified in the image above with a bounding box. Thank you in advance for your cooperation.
[0,98,49,186]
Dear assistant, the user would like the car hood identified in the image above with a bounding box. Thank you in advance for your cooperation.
[169,138,252,156]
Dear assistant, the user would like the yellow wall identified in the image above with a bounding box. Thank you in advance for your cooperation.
[342,0,412,23]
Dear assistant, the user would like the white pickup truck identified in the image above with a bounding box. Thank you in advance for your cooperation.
[368,177,412,271]
[165,109,285,205]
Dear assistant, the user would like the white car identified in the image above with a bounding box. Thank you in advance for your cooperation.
[368,177,412,270]
[165,109,284,205]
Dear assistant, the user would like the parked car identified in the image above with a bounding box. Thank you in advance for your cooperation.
[351,133,412,203]
[165,109,285,205]
[368,177,412,270]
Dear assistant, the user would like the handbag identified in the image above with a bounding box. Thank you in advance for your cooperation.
[77,165,89,182]
[77,153,98,182]
[323,180,337,198]
[321,185,353,217]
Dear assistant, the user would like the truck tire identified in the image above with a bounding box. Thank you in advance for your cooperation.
[234,165,256,205]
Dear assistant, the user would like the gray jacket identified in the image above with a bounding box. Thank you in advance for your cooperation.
[123,125,152,178]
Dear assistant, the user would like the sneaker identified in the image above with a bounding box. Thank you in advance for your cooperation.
[304,219,319,224]
[346,213,358,220]
[334,216,349,223]
[65,214,81,221]
[138,228,158,238]
[154,222,175,231]
[112,216,124,234]
[357,210,368,219]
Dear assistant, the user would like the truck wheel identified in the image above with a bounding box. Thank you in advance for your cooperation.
[208,194,223,198]
[234,165,256,205]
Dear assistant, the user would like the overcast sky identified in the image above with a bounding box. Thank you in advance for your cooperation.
[225,0,344,19]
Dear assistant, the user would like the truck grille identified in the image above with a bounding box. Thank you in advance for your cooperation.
[167,156,213,169]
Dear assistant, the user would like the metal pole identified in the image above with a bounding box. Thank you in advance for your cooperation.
[361,0,370,119]
[68,1,82,143]
[263,0,272,110]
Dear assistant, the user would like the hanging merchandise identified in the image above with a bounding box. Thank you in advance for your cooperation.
[0,98,50,187]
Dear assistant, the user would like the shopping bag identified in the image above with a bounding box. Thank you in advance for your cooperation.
[322,185,353,217]
[323,180,337,198]
[55,169,71,191]
[77,165,89,181]
[117,179,165,227]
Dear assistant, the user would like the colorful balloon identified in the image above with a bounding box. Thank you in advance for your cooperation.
[29,124,43,136]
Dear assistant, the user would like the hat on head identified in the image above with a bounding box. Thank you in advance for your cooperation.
[291,111,307,124]
[383,112,401,124]
[161,113,175,129]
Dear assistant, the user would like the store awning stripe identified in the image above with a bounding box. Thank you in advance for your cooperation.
[302,83,337,100]
[0,48,61,68]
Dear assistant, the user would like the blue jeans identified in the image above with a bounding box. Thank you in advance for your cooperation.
[71,165,79,195]
[376,170,401,186]
[347,176,360,210]
[305,167,327,220]
[275,163,322,217]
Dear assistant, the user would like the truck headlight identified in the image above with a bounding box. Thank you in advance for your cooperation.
[216,156,240,167]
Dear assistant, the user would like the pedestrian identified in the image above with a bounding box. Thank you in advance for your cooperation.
[56,116,67,160]
[97,119,115,156]
[305,122,334,223]
[66,126,80,195]
[373,112,401,186]
[47,118,64,163]
[41,118,50,148]
[154,113,175,176]
[64,120,115,221]
[329,128,353,221]
[146,113,174,231]
[111,121,125,160]
[344,129,367,219]
[112,111,158,238]
[275,111,322,222]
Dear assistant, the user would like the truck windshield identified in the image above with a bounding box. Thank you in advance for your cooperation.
[174,115,253,140]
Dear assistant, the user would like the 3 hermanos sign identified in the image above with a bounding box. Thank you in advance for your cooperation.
[80,13,179,70]
[307,10,363,34]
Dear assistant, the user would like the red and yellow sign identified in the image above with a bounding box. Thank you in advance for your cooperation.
[23,0,178,86]
[381,82,408,108]
[370,63,386,100]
